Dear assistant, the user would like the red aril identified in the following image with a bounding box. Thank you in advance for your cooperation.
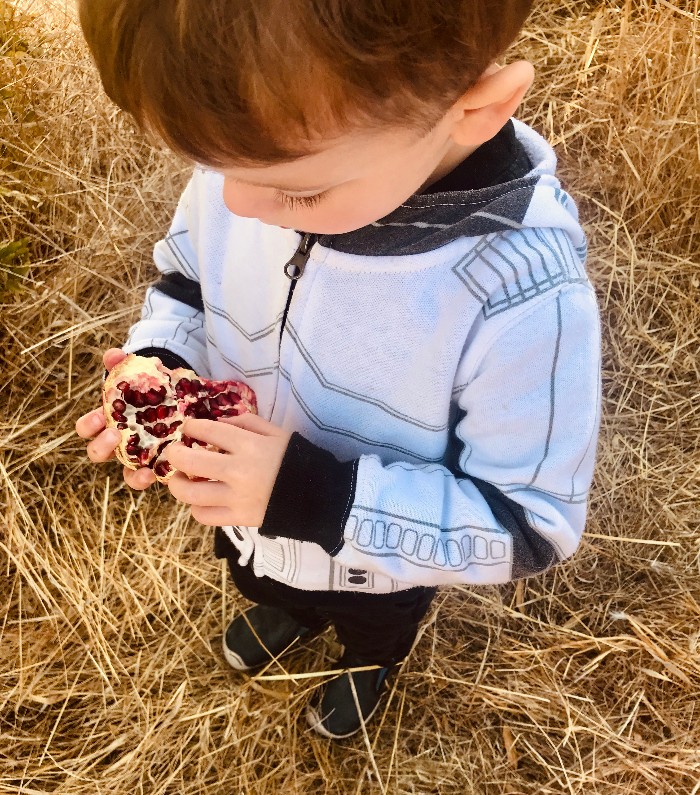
[103,354,257,482]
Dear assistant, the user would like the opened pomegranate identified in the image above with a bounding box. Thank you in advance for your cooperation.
[103,354,257,483]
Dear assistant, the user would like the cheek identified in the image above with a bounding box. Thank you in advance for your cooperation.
[222,182,275,219]
[306,194,396,234]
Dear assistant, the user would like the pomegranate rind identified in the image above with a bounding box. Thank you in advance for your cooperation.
[102,354,258,484]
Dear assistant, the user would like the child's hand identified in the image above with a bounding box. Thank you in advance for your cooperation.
[74,347,156,490]
[163,414,292,527]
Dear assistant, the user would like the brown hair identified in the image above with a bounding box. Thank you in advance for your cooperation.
[79,0,533,166]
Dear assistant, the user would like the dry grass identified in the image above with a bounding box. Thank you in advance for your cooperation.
[1,0,699,792]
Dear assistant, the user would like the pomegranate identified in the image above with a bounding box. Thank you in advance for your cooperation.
[102,354,257,483]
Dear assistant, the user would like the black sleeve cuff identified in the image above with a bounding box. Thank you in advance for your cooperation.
[259,432,359,556]
[153,272,204,312]
[469,476,559,578]
[130,347,195,372]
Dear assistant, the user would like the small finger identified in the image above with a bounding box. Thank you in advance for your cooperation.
[167,471,229,506]
[75,408,107,439]
[217,412,278,436]
[123,466,157,490]
[164,442,232,481]
[86,428,121,462]
[190,504,240,527]
[180,418,242,449]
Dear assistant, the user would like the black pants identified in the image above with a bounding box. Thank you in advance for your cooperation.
[222,550,436,667]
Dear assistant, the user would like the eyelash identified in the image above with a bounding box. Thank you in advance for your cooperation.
[274,191,325,210]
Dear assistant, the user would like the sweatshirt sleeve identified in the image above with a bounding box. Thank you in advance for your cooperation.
[260,283,601,586]
[123,173,210,376]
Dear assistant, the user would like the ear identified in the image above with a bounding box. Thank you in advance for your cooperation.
[448,61,535,149]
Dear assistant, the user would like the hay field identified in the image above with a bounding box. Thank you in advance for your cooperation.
[1,0,698,792]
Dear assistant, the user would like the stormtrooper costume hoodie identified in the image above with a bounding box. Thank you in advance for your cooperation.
[124,119,601,595]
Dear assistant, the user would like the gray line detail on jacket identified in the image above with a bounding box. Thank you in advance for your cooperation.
[385,462,458,477]
[529,294,562,487]
[450,228,588,320]
[371,220,452,230]
[385,450,589,503]
[279,368,444,462]
[346,514,509,572]
[204,334,278,379]
[352,504,502,534]
[493,484,588,504]
[164,231,198,281]
[569,347,601,502]
[285,323,448,432]
[472,211,525,230]
[143,290,154,319]
[204,302,281,342]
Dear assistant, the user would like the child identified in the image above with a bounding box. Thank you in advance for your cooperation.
[75,0,601,739]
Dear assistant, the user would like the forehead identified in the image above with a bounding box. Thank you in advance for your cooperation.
[219,125,428,191]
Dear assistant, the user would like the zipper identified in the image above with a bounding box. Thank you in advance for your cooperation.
[279,232,318,338]
[271,232,319,420]
[283,232,318,280]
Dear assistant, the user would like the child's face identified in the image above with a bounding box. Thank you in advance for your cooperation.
[218,113,465,235]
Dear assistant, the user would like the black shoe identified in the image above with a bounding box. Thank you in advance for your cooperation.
[306,653,394,739]
[222,604,325,671]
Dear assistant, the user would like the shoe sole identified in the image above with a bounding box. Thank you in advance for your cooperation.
[221,634,254,671]
[305,696,383,739]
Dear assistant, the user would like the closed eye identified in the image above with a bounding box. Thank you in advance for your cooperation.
[274,190,326,210]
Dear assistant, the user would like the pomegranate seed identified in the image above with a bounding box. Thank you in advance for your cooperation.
[117,381,130,391]
[216,393,233,406]
[145,388,162,405]
[150,422,169,438]
[128,391,145,407]
[153,461,171,478]
[210,408,222,418]
[113,399,126,412]
[169,421,182,432]
[117,422,128,429]
[156,405,170,419]
[112,411,126,422]
[143,407,158,423]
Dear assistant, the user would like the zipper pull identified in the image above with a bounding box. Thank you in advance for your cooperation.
[284,232,317,280]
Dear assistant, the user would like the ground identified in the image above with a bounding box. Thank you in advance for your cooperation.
[1,1,699,793]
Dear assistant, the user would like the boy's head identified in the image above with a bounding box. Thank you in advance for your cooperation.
[80,0,534,233]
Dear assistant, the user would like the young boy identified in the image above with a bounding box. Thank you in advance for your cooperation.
[75,0,601,739]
